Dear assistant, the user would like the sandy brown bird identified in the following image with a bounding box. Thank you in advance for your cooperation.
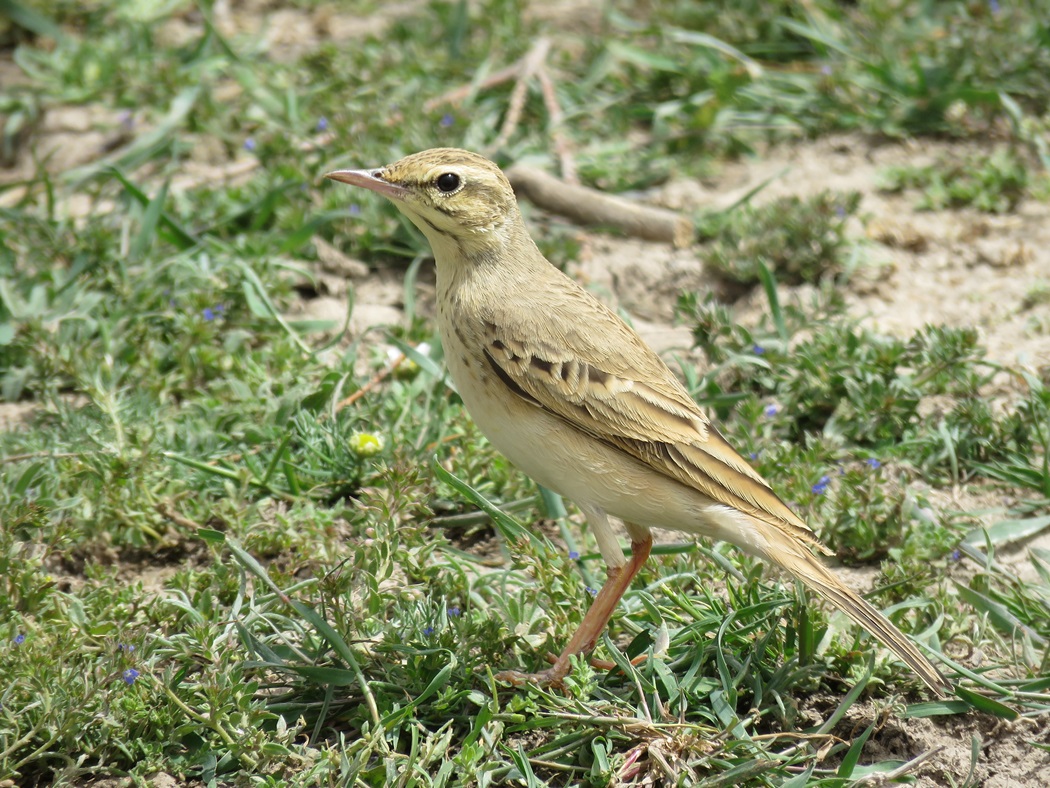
[326,148,950,696]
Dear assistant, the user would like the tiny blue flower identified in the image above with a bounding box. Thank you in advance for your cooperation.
[866,458,881,469]
[14,634,25,645]
[316,116,329,132]
[989,0,1000,13]
[568,550,580,560]
[951,549,962,562]
[753,344,765,354]
[764,404,778,417]
[447,607,461,617]
[585,586,598,597]
[835,205,847,219]
[423,626,435,637]
[203,307,216,321]
[749,451,759,460]
[122,668,140,685]
[821,64,832,76]
[244,137,256,152]
[349,204,362,216]
[812,475,831,495]
[118,643,135,652]
[440,113,454,128]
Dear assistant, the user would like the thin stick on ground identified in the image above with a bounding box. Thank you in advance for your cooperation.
[491,37,552,153]
[423,63,522,112]
[535,64,576,184]
[506,163,695,247]
[336,352,406,412]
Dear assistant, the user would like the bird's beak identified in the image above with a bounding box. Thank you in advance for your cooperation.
[324,168,410,201]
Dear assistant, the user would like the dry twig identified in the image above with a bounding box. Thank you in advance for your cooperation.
[507,164,694,247]
[427,37,579,182]
[491,38,551,152]
[336,352,406,412]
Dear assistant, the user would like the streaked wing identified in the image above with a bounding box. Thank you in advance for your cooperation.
[481,320,825,551]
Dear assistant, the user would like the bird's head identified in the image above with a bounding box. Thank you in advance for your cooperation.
[325,148,521,260]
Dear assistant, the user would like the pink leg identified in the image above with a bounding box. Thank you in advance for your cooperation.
[496,534,654,688]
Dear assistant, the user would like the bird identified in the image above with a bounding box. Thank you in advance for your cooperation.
[325,148,950,696]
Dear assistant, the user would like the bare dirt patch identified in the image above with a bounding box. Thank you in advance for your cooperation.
[570,134,1050,374]
[0,401,37,432]
[808,696,1050,786]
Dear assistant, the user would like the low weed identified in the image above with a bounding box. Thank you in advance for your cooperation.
[880,148,1031,213]
[698,190,862,286]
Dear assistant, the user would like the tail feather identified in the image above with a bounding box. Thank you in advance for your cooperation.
[761,529,951,697]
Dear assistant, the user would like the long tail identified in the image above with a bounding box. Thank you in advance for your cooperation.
[757,526,951,697]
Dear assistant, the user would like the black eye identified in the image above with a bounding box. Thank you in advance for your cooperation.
[436,172,460,193]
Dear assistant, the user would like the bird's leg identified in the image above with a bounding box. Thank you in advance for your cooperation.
[496,520,653,688]
[544,535,653,681]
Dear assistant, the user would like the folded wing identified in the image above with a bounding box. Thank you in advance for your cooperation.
[480,319,825,552]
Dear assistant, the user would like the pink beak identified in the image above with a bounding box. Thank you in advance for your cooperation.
[324,168,409,201]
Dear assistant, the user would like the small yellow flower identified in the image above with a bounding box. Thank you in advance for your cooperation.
[349,432,384,456]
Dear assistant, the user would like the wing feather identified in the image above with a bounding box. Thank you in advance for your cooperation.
[481,319,825,551]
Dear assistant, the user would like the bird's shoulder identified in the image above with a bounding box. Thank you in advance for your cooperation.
[480,265,697,410]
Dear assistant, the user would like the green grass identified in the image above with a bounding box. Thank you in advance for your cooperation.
[879,147,1032,213]
[698,190,862,286]
[2,0,1049,784]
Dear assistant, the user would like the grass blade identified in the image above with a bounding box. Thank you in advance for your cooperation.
[953,580,1047,647]
[434,464,552,554]
[963,515,1050,547]
[756,260,788,342]
[129,179,170,263]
